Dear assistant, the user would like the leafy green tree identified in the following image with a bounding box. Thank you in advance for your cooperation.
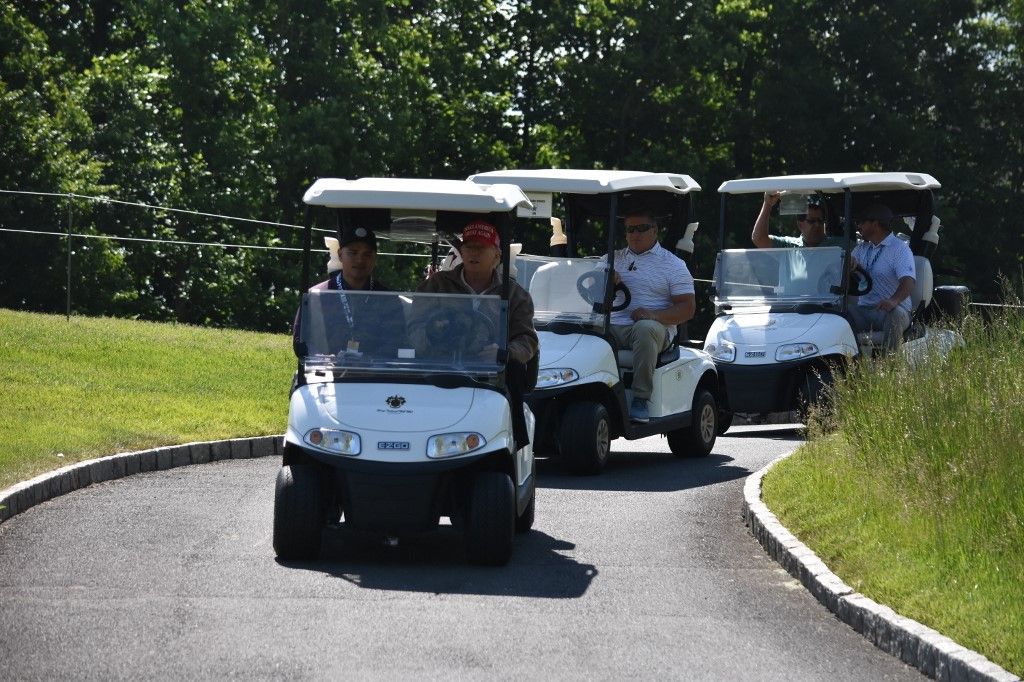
[0,4,108,314]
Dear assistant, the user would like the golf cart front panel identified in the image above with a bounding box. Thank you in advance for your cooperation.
[704,246,856,413]
[291,288,525,465]
[285,287,536,539]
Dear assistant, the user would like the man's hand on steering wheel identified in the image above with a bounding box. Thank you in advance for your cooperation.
[476,343,499,362]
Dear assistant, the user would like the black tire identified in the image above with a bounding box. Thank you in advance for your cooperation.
[795,365,834,423]
[559,401,611,475]
[717,409,733,435]
[464,472,515,566]
[272,464,326,560]
[515,492,535,534]
[667,389,717,458]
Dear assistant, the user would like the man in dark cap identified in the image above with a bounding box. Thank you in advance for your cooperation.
[331,226,380,292]
[849,203,916,351]
[292,226,403,357]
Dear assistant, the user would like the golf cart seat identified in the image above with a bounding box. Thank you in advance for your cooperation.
[529,261,591,313]
[617,345,681,369]
[855,254,933,346]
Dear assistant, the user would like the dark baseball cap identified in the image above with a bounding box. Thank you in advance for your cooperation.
[857,203,894,224]
[339,226,377,250]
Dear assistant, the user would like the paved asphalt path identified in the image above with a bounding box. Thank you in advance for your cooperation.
[0,426,920,680]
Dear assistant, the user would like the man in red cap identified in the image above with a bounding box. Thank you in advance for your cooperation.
[410,220,537,366]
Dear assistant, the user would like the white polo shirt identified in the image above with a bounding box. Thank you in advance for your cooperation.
[601,242,695,334]
[851,232,916,312]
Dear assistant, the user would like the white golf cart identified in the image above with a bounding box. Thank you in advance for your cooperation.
[468,169,723,474]
[276,178,538,565]
[705,172,967,416]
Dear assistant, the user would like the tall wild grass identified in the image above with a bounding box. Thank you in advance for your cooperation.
[763,298,1023,674]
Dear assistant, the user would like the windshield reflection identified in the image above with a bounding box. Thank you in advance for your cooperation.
[300,290,508,375]
[713,246,846,308]
[515,254,612,327]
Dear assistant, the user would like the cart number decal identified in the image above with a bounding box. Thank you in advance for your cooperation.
[378,441,410,450]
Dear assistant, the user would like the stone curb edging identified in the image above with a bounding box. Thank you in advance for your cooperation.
[743,451,1020,682]
[0,435,284,526]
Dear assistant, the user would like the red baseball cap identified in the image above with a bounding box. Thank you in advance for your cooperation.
[461,221,500,248]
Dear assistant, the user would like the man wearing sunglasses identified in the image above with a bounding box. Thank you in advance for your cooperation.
[751,192,845,249]
[601,210,696,422]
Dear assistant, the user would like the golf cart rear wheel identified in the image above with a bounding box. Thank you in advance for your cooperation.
[559,401,611,475]
[465,471,515,566]
[667,389,717,458]
[273,464,326,560]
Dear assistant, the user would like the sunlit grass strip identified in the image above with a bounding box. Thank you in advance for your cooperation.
[0,309,294,490]
[763,305,1024,675]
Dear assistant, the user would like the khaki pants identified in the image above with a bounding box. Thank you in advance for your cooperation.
[609,320,670,401]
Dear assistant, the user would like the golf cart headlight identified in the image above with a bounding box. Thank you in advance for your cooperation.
[304,428,361,456]
[535,367,579,388]
[706,340,736,363]
[775,343,819,361]
[427,432,486,459]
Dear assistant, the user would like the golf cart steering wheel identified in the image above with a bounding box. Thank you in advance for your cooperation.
[576,271,631,313]
[847,264,874,297]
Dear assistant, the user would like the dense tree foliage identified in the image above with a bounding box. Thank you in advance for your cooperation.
[1,0,1021,331]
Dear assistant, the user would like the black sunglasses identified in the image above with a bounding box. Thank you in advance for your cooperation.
[798,215,825,226]
[625,223,657,234]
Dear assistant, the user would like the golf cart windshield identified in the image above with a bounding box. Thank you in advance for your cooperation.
[299,289,509,376]
[713,246,846,309]
[514,254,614,330]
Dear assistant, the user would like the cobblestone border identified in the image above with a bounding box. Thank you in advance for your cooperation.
[744,451,1019,682]
[0,435,283,525]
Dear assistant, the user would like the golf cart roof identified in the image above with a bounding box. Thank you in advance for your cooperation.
[718,172,940,195]
[303,177,533,213]
[468,169,700,195]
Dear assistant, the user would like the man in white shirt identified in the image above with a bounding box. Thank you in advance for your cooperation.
[849,204,916,352]
[603,211,696,422]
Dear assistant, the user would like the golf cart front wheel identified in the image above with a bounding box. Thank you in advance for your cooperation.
[273,464,326,560]
[465,471,515,566]
[559,401,611,475]
[667,389,717,458]
[515,493,535,534]
[796,365,834,422]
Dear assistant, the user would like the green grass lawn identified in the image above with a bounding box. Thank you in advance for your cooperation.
[0,309,294,490]
[762,307,1024,675]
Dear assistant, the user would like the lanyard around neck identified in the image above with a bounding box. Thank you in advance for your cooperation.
[333,273,373,328]
[864,243,885,274]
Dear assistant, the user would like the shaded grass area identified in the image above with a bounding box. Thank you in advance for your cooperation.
[762,306,1024,675]
[0,309,294,490]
